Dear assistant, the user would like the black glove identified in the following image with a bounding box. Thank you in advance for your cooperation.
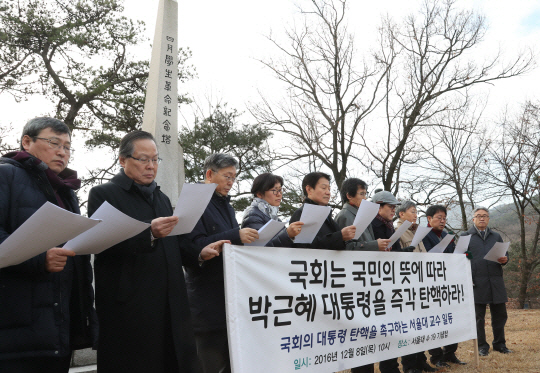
[402,246,415,252]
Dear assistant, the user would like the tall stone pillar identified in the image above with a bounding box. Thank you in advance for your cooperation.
[142,0,184,204]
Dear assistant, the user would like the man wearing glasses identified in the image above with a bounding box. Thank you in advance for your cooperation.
[0,117,97,372]
[88,131,227,373]
[183,153,259,373]
[461,207,511,357]
[422,205,466,368]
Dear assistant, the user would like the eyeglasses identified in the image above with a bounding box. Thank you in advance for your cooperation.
[474,215,489,219]
[269,188,285,195]
[358,192,369,197]
[432,216,447,221]
[127,155,162,164]
[33,137,73,153]
[215,171,236,182]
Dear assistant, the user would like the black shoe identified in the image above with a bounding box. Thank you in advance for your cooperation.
[444,353,467,365]
[419,362,437,372]
[431,360,450,368]
[479,347,489,356]
[494,346,512,354]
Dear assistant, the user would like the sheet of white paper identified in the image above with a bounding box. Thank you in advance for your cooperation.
[168,183,217,236]
[428,234,455,253]
[64,201,150,255]
[353,200,380,240]
[294,204,331,244]
[0,202,102,268]
[454,235,472,254]
[484,242,510,262]
[245,220,286,247]
[386,220,412,249]
[410,226,432,248]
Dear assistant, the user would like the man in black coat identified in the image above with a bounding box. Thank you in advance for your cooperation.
[421,205,465,369]
[183,153,259,373]
[88,131,227,373]
[461,207,511,356]
[0,117,97,373]
[289,172,356,250]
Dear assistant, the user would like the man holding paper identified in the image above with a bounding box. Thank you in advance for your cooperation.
[421,205,465,368]
[88,132,227,373]
[461,207,511,356]
[290,172,356,250]
[184,153,259,373]
[0,117,97,372]
[335,178,391,254]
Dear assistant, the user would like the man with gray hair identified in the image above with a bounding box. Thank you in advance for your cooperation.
[184,153,259,373]
[0,117,97,372]
[461,207,511,356]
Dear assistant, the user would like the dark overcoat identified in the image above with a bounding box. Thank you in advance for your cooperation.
[460,227,508,304]
[371,218,402,251]
[183,192,242,333]
[0,155,97,360]
[241,205,293,247]
[88,170,200,373]
[422,229,456,253]
[289,198,345,250]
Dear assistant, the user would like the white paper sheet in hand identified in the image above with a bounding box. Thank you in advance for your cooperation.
[484,242,510,262]
[386,220,412,249]
[410,226,432,248]
[294,204,331,244]
[64,201,150,255]
[245,220,286,247]
[428,234,455,253]
[168,183,217,236]
[0,202,102,268]
[353,200,380,239]
[454,235,471,254]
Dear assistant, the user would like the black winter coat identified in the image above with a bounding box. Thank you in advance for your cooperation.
[183,192,242,333]
[88,170,201,373]
[371,217,402,251]
[0,156,97,360]
[460,227,508,304]
[241,205,293,247]
[422,229,456,253]
[289,198,345,250]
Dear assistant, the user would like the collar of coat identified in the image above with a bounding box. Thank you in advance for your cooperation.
[112,168,160,193]
[469,225,491,238]
[343,202,358,216]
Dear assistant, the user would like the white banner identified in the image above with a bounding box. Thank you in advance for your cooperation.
[224,245,476,373]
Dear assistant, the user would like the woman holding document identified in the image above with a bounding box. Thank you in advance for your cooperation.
[241,173,304,247]
[289,172,356,250]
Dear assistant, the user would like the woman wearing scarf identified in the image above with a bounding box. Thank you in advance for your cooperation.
[242,173,304,246]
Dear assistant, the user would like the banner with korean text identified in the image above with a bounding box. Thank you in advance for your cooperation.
[223,244,476,373]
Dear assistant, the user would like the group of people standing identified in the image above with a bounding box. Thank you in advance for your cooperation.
[0,120,511,373]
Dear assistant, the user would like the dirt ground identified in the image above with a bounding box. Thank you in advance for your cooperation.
[337,308,540,373]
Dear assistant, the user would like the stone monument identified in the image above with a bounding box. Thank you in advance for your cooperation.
[142,0,185,203]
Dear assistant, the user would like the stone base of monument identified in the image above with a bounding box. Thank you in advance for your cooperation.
[69,348,97,373]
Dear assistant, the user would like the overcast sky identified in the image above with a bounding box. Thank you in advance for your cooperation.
[1,0,539,178]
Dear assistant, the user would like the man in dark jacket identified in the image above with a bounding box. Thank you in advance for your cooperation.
[88,131,227,373]
[183,153,259,373]
[422,205,465,368]
[289,172,356,250]
[369,190,402,373]
[0,117,97,373]
[461,207,511,356]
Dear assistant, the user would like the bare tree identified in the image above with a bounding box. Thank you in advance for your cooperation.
[251,0,392,190]
[487,101,540,308]
[412,100,495,232]
[363,0,535,194]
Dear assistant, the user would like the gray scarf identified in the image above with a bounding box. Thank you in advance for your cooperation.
[249,197,279,220]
